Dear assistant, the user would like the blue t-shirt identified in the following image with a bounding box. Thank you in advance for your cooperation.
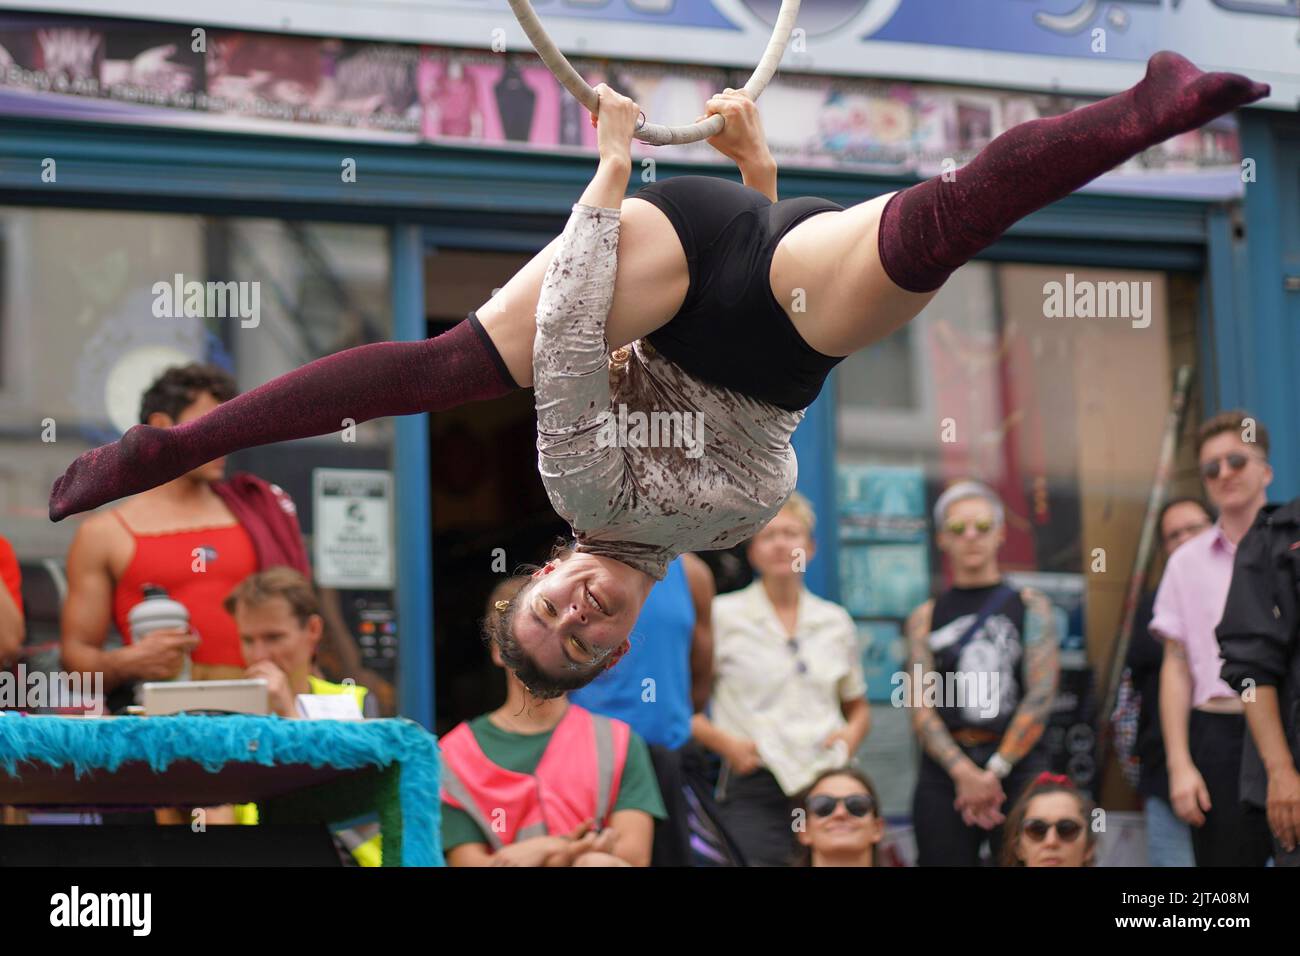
[570,556,695,749]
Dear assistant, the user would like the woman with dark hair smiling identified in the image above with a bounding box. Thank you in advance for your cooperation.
[1001,772,1097,868]
[793,768,885,867]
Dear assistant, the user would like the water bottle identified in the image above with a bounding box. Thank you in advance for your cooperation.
[127,584,192,682]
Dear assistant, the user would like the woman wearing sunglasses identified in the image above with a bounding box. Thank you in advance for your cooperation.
[1001,772,1097,867]
[794,768,885,867]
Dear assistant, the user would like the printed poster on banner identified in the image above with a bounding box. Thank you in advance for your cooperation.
[838,542,929,619]
[857,619,906,704]
[838,463,928,544]
[1003,569,1086,663]
[313,469,395,589]
[0,10,1246,181]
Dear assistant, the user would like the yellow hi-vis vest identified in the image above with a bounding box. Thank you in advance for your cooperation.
[307,675,370,714]
[233,677,382,865]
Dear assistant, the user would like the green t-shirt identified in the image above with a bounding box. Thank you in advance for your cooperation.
[441,711,667,851]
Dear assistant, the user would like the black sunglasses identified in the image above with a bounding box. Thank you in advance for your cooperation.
[1200,452,1259,480]
[1022,817,1083,843]
[807,793,876,818]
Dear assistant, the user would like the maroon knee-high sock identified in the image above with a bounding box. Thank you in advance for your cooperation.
[878,51,1270,293]
[49,316,518,521]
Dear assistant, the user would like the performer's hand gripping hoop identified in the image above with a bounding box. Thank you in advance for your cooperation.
[506,0,801,146]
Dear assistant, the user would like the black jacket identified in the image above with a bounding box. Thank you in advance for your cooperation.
[1216,497,1300,807]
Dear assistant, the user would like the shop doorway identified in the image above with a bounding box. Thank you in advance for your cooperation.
[424,248,569,734]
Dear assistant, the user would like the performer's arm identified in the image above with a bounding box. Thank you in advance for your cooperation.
[532,198,627,531]
[531,88,639,531]
[699,89,778,201]
[740,155,778,203]
[905,600,975,774]
[993,589,1060,764]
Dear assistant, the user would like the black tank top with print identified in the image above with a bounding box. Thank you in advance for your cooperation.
[926,583,1028,735]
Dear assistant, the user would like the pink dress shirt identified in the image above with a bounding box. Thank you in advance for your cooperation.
[1149,523,1239,707]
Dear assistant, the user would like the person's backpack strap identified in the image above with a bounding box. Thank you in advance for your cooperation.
[952,584,1019,653]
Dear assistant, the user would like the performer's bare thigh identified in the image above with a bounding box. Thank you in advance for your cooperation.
[770,191,940,358]
[476,197,688,388]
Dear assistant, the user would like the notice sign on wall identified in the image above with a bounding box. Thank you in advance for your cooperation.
[313,469,394,589]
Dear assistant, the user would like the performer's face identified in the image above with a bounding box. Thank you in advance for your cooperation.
[510,554,635,681]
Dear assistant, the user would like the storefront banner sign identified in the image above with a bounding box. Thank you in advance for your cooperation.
[10,0,1296,107]
[0,15,422,140]
[0,11,1246,188]
[313,469,395,590]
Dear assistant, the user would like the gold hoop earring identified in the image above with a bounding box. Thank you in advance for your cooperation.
[495,600,510,613]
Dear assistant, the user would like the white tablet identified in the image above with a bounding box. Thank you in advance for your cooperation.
[140,679,269,717]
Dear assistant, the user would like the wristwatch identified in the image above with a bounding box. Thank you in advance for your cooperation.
[986,753,1014,779]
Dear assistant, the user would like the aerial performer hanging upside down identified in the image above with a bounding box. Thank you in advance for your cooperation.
[49,49,1268,697]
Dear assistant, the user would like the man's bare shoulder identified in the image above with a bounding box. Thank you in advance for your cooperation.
[69,509,130,562]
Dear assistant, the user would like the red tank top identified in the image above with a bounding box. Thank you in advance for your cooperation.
[110,511,258,668]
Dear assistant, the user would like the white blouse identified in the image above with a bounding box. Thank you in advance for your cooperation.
[710,580,867,795]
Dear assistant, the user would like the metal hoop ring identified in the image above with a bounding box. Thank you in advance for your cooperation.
[506,0,802,147]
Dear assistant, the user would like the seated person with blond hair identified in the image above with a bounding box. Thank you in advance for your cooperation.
[224,566,377,719]
[440,575,666,866]
[222,566,381,864]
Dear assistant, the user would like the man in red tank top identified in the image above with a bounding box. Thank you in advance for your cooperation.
[61,364,304,707]
[0,534,24,670]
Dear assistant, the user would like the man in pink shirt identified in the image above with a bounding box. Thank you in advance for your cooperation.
[1153,410,1275,866]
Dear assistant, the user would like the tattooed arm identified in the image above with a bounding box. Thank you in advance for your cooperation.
[993,589,1060,765]
[906,600,976,775]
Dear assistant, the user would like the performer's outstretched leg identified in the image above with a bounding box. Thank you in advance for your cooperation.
[50,197,688,522]
[48,319,515,520]
[778,51,1270,356]
[878,51,1269,293]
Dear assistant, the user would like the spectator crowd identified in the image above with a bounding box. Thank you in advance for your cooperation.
[2,365,1298,868]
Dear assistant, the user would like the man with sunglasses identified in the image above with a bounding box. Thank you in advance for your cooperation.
[906,481,1061,866]
[1153,410,1275,866]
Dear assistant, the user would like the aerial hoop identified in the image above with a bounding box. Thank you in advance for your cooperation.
[506,0,802,146]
